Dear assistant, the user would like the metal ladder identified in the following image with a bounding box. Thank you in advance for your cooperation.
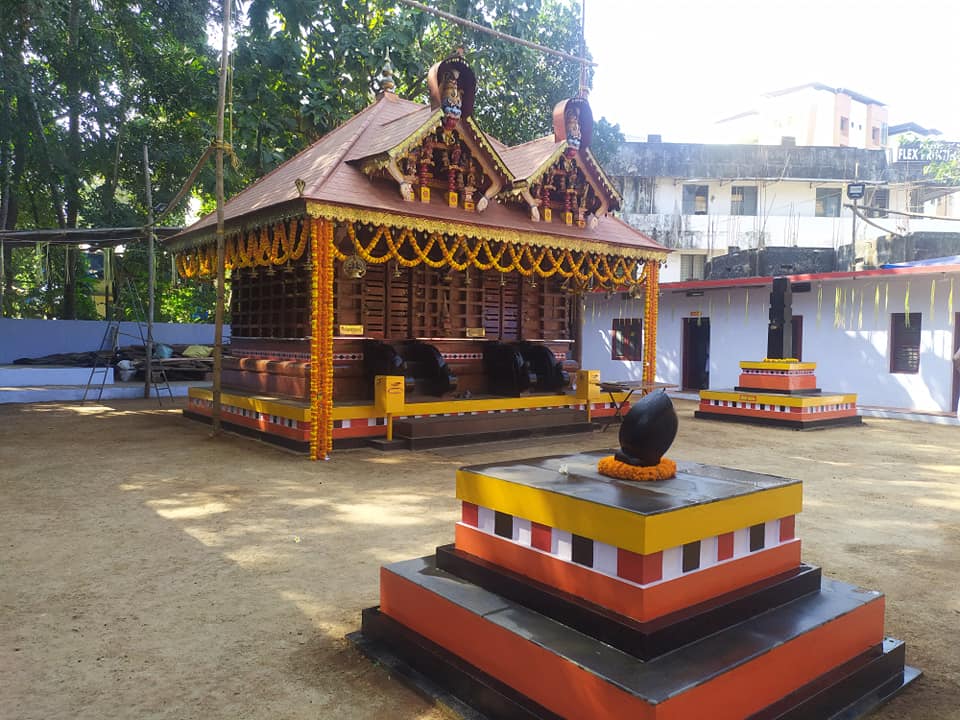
[81,322,120,403]
[125,278,174,405]
[81,278,174,405]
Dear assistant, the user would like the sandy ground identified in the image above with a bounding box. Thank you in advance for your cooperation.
[1,397,958,720]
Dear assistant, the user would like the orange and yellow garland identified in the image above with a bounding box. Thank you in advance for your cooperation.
[175,219,653,290]
[339,223,641,287]
[641,261,659,385]
[176,218,309,279]
[597,455,676,482]
[309,218,335,460]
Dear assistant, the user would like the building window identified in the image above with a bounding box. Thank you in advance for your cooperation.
[730,186,758,216]
[682,185,709,215]
[840,116,849,134]
[909,189,925,214]
[936,194,953,218]
[871,126,881,144]
[815,188,842,217]
[890,313,921,374]
[612,318,643,361]
[680,253,706,281]
[867,187,889,218]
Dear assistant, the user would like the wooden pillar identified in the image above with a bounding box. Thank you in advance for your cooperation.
[309,217,335,460]
[643,261,660,385]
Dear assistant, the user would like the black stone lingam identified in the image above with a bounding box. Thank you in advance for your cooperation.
[614,390,678,466]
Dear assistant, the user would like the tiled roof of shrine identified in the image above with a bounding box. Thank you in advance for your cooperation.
[169,92,664,257]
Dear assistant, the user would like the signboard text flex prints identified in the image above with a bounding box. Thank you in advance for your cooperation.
[896,142,960,164]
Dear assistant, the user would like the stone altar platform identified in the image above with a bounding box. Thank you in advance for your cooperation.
[353,451,917,719]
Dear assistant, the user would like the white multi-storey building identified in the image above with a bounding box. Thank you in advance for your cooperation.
[610,138,960,284]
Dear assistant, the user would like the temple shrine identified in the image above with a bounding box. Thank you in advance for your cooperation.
[696,277,863,429]
[165,52,668,458]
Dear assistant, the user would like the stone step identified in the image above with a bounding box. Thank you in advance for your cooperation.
[360,555,917,720]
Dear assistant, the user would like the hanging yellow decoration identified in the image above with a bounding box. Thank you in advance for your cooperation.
[930,278,936,323]
[319,220,335,459]
[642,262,660,385]
[834,286,841,329]
[175,218,308,278]
[949,279,954,324]
[177,218,657,287]
[905,280,911,325]
[884,282,889,312]
[308,218,336,461]
[744,290,749,322]
[309,218,322,461]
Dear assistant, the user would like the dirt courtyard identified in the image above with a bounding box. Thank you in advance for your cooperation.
[1,397,958,720]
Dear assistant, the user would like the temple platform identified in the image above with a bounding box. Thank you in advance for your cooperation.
[183,383,628,452]
[354,450,918,719]
[696,360,862,430]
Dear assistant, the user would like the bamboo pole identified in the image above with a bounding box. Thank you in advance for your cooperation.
[143,144,155,399]
[212,0,232,435]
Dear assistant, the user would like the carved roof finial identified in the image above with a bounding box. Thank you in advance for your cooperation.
[374,50,396,95]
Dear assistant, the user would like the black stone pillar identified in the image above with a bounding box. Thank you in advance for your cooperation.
[767,276,793,359]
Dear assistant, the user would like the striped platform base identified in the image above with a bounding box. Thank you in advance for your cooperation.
[696,359,862,430]
[354,451,917,719]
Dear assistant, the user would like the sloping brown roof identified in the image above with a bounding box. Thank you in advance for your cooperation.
[498,135,560,181]
[344,103,436,161]
[170,93,663,256]
[182,93,420,236]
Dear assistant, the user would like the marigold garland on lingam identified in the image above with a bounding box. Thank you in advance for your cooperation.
[597,455,677,482]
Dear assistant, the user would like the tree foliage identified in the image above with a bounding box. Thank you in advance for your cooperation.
[1,0,622,320]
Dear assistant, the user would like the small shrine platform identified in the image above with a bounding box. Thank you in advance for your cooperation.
[696,360,862,430]
[353,451,918,719]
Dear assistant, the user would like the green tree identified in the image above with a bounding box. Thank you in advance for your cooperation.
[229,0,591,180]
[1,0,605,320]
[591,117,625,169]
[0,0,218,317]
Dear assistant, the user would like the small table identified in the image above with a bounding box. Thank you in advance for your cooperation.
[597,381,677,431]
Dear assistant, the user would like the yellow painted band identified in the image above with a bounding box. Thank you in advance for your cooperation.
[188,390,605,423]
[333,404,382,421]
[189,387,311,420]
[401,394,585,416]
[740,361,817,371]
[699,390,858,407]
[456,470,802,555]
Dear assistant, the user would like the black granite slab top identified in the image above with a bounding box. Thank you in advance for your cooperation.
[459,451,800,516]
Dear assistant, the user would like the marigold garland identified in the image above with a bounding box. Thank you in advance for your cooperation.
[176,219,657,296]
[597,455,676,482]
[308,218,335,460]
[641,261,659,385]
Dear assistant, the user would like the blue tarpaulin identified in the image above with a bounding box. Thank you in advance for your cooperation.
[880,255,960,269]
